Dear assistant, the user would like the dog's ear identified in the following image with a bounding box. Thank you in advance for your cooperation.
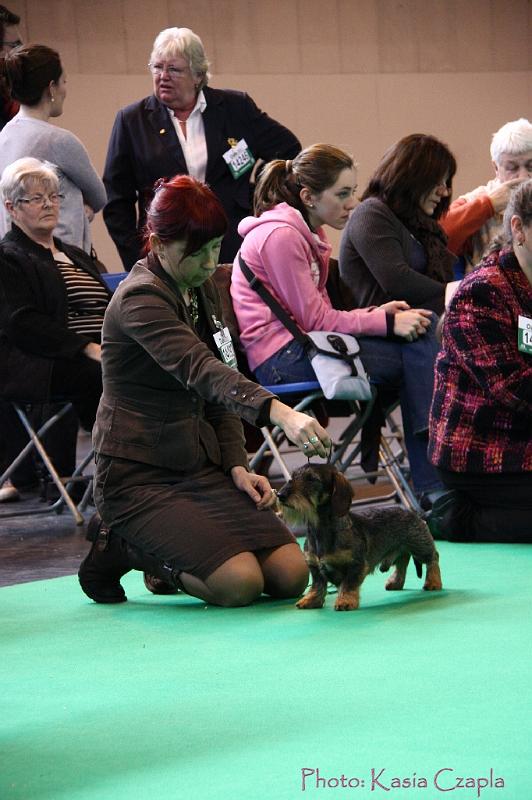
[330,472,354,516]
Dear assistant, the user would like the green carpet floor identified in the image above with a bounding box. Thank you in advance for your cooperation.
[2,541,531,800]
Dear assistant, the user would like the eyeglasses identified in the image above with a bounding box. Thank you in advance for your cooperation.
[148,62,189,78]
[1,39,22,50]
[15,193,64,208]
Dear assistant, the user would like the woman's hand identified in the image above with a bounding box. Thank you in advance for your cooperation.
[83,342,102,362]
[230,466,277,510]
[84,204,95,222]
[379,300,411,314]
[488,178,523,214]
[393,309,432,341]
[269,400,331,458]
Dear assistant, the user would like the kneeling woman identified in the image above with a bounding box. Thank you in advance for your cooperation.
[79,175,330,607]
[230,144,442,499]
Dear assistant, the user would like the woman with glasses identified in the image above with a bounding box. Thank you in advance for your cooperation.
[0,158,111,502]
[103,26,300,270]
[0,43,105,251]
[339,134,458,316]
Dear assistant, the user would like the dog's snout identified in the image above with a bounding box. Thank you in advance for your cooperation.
[277,481,292,502]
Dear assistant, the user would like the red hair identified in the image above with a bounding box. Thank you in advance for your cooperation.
[143,174,227,257]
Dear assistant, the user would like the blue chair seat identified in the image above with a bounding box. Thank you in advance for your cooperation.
[102,272,129,292]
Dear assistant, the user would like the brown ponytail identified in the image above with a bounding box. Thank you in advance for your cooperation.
[253,144,354,218]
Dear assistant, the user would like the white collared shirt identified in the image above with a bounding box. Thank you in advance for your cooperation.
[168,90,208,183]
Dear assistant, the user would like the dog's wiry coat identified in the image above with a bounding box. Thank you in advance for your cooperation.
[277,463,442,611]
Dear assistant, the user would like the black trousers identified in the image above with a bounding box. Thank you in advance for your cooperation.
[436,469,532,543]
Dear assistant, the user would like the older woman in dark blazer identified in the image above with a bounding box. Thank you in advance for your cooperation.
[0,157,110,501]
[103,26,300,270]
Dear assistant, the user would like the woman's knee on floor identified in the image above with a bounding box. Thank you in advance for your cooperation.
[257,543,309,598]
[205,552,265,607]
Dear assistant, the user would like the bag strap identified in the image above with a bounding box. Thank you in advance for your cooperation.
[238,253,309,348]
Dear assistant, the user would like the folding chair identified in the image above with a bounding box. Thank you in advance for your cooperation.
[0,274,128,525]
[213,265,421,513]
[101,271,129,292]
[0,400,94,525]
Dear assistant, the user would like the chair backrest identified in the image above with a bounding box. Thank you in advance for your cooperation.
[212,264,255,378]
[101,272,129,293]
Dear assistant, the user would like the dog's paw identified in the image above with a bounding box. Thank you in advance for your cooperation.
[334,589,359,611]
[334,597,359,611]
[296,593,325,609]
[423,577,443,591]
[385,571,405,591]
[423,563,443,591]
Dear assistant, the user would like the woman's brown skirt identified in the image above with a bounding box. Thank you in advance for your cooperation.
[94,453,295,581]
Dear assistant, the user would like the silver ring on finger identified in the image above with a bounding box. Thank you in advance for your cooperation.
[309,435,319,444]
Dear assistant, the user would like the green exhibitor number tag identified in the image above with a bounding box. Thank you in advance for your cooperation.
[214,326,238,369]
[223,138,255,179]
[518,315,532,354]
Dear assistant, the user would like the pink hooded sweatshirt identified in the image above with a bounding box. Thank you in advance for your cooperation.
[230,202,387,371]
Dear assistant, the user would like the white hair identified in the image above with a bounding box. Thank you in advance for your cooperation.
[490,118,532,164]
[149,27,210,90]
[503,178,532,240]
[0,157,59,204]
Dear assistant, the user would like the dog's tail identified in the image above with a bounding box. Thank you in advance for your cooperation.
[414,558,422,578]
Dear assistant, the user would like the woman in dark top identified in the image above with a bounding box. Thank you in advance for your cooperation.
[339,134,458,316]
[0,157,110,501]
[103,26,300,269]
[428,180,532,542]
[79,175,331,608]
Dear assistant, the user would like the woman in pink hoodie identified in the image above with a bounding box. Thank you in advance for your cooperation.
[231,143,442,500]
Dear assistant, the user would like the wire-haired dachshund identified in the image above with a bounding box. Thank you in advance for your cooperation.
[277,463,442,611]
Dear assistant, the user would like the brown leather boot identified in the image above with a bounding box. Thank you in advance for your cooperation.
[78,513,130,603]
[79,513,184,602]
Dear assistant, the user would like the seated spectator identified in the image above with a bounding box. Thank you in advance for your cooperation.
[0,158,110,502]
[230,143,443,502]
[428,180,532,542]
[338,133,457,316]
[441,118,532,270]
[79,175,330,607]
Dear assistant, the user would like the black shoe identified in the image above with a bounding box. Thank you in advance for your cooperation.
[78,513,129,603]
[418,488,450,513]
[424,490,462,540]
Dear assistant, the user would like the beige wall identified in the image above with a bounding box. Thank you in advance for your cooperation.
[7,0,532,270]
